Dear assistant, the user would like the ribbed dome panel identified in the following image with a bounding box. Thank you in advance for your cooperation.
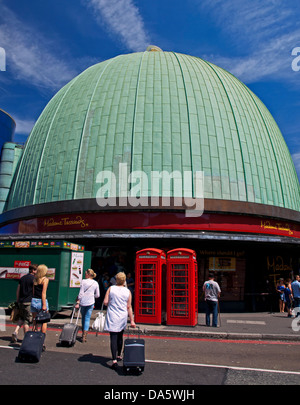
[6,51,300,212]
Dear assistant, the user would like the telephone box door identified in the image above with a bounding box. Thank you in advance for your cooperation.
[134,248,166,324]
[166,248,198,326]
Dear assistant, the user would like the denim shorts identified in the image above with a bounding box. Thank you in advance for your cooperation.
[31,298,49,313]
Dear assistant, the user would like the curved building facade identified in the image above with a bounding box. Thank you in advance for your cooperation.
[1,49,300,310]
[0,110,18,213]
[4,51,300,212]
[0,109,15,152]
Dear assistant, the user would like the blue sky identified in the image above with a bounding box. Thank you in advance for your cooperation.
[0,0,300,178]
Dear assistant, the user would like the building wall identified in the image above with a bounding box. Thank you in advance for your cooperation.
[0,109,15,152]
[83,237,300,312]
[0,142,24,213]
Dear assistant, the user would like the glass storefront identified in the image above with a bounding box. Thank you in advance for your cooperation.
[83,239,300,312]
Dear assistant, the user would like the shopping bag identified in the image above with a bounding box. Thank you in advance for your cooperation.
[92,305,106,335]
[10,307,20,323]
[9,302,20,323]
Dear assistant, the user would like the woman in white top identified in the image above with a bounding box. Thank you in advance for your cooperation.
[103,272,135,369]
[75,269,100,342]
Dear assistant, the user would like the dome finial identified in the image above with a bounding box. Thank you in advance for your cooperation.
[146,45,162,52]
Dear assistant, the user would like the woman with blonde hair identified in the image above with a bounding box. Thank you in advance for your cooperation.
[103,272,135,369]
[75,269,100,342]
[31,264,49,337]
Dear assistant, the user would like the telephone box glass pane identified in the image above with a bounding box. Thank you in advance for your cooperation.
[138,263,156,315]
[170,263,188,317]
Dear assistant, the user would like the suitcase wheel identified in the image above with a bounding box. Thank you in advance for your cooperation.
[123,366,144,375]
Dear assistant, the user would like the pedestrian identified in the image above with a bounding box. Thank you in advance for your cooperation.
[75,269,100,342]
[126,272,135,305]
[203,272,221,327]
[291,275,300,317]
[110,273,117,286]
[284,282,293,317]
[103,272,135,369]
[31,264,50,349]
[11,263,38,343]
[276,278,285,313]
[102,273,110,292]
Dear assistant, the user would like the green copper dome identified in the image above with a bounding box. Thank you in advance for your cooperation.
[5,50,300,212]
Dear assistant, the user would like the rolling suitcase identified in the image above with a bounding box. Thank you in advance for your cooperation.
[17,331,45,363]
[59,307,80,347]
[123,326,145,374]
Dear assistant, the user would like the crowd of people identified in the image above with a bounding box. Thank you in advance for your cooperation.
[276,275,300,317]
[12,263,50,351]
[11,262,136,369]
[10,259,300,368]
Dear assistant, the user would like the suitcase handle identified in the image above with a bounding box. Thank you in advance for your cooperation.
[126,325,141,339]
[70,306,81,325]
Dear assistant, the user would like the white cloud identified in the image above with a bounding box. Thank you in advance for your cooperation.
[13,117,35,135]
[206,30,300,83]
[197,0,300,84]
[199,0,295,46]
[0,6,77,91]
[85,0,149,51]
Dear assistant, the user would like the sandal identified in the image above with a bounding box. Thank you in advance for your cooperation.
[111,361,118,369]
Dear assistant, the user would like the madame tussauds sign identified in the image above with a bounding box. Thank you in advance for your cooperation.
[95,163,204,217]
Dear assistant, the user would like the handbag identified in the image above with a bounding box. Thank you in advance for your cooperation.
[92,304,106,335]
[35,309,51,324]
[9,302,20,323]
[10,307,20,323]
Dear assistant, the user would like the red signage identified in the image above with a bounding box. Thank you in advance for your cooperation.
[14,260,31,268]
[1,211,300,239]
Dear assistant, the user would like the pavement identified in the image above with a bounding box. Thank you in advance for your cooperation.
[4,308,300,342]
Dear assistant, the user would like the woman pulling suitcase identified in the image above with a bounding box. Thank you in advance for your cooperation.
[18,264,50,362]
[75,269,100,342]
[103,272,136,369]
[31,264,50,350]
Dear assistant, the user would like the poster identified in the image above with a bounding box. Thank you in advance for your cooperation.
[70,252,84,288]
[0,267,30,279]
[209,257,236,271]
[0,267,56,280]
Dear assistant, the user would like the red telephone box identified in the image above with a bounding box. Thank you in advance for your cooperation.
[134,248,167,325]
[166,248,198,326]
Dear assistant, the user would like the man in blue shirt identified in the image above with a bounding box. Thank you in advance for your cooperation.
[291,275,300,317]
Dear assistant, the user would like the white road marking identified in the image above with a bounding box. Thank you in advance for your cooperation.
[1,344,298,377]
[146,359,300,376]
[227,320,266,325]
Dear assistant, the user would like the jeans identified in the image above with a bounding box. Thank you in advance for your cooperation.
[205,300,218,327]
[80,304,94,331]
